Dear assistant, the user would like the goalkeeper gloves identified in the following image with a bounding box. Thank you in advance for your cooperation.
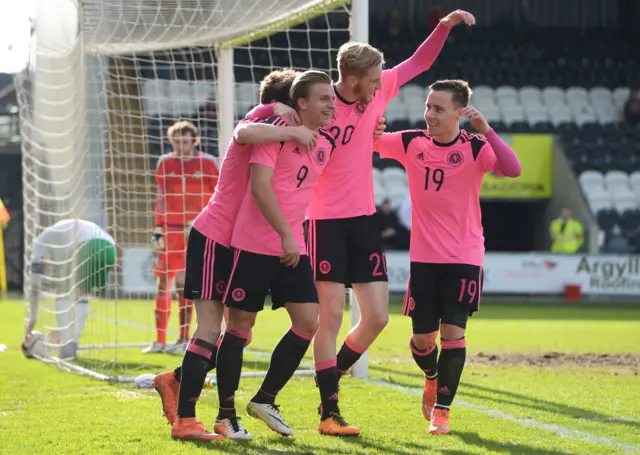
[151,226,164,256]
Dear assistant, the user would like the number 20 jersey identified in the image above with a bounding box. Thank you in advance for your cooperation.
[375,129,502,267]
[231,124,337,257]
[306,67,400,220]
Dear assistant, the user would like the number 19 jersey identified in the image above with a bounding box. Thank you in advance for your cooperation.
[375,129,502,267]
[306,67,400,220]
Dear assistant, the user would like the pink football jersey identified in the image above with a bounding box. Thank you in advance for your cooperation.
[232,127,337,256]
[375,129,502,266]
[306,68,400,220]
[192,116,287,247]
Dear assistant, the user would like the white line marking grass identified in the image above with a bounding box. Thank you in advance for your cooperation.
[366,378,640,454]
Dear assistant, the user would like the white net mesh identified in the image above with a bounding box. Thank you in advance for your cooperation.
[17,0,353,381]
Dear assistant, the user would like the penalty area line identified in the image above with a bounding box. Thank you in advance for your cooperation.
[365,378,640,454]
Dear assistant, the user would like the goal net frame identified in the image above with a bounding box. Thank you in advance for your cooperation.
[18,0,370,383]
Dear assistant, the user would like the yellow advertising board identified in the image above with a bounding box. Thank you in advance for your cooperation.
[481,134,553,199]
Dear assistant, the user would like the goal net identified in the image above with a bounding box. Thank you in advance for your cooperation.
[17,0,362,383]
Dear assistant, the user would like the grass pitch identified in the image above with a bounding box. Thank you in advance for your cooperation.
[0,298,639,454]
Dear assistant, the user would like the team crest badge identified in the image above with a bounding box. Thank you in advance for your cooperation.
[316,147,326,165]
[446,150,464,167]
[355,101,367,116]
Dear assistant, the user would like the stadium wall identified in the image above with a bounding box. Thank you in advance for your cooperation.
[545,139,599,253]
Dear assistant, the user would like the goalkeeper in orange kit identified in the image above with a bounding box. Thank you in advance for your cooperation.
[143,121,219,354]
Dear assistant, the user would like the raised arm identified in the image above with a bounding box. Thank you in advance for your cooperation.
[463,107,522,178]
[394,10,475,87]
[249,144,300,267]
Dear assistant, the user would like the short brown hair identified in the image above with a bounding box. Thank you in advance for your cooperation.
[289,70,332,109]
[259,68,298,105]
[337,42,385,78]
[429,80,472,107]
[167,120,200,146]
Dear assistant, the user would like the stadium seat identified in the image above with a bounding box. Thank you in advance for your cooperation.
[579,170,606,189]
[542,86,565,107]
[400,84,427,104]
[604,170,630,191]
[589,86,613,106]
[385,97,408,125]
[566,86,590,109]
[192,82,216,108]
[372,167,382,187]
[235,82,259,117]
[472,85,495,104]
[549,104,573,127]
[519,86,542,105]
[169,80,196,117]
[381,167,408,195]
[613,193,638,213]
[629,171,640,193]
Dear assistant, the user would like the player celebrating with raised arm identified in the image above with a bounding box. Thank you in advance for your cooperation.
[306,9,475,436]
[213,70,336,441]
[25,218,116,359]
[145,120,219,354]
[153,69,317,442]
[375,80,522,435]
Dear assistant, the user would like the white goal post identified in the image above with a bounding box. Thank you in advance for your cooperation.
[16,0,370,382]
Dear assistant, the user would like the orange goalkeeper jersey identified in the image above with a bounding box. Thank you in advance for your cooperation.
[155,151,219,228]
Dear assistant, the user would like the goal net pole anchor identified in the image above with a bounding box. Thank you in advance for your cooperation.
[348,0,369,381]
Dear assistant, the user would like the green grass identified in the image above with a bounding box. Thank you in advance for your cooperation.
[1,298,639,454]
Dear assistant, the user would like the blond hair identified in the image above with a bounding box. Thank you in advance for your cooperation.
[167,120,200,147]
[337,42,385,79]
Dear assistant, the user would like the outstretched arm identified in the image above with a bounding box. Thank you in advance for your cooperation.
[394,10,475,87]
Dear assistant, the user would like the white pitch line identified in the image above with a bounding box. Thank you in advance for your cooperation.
[366,378,640,454]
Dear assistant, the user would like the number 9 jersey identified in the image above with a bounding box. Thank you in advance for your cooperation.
[231,122,336,257]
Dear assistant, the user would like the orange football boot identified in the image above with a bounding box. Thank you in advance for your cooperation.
[422,377,437,420]
[318,412,360,436]
[153,371,180,425]
[171,417,224,441]
[429,408,451,435]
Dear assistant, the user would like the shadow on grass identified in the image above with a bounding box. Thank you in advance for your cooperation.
[404,431,573,454]
[369,365,639,431]
[179,437,348,454]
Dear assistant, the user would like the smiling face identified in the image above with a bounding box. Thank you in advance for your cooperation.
[425,90,462,137]
[424,80,472,138]
[297,82,336,127]
[337,42,385,104]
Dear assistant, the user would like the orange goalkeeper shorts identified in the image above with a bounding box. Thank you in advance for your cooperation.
[154,229,187,278]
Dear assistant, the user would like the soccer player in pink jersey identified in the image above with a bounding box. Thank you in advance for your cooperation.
[375,80,522,435]
[152,69,318,442]
[306,9,476,435]
[213,71,336,441]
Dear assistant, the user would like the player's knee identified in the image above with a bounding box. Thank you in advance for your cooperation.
[440,323,466,342]
[368,311,389,333]
[319,306,343,334]
[294,317,319,338]
[227,310,256,332]
[411,332,438,351]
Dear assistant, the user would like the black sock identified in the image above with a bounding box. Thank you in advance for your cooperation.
[410,338,438,379]
[173,338,218,383]
[336,337,364,374]
[176,338,217,418]
[216,329,249,419]
[435,338,467,409]
[316,365,340,419]
[252,328,313,404]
